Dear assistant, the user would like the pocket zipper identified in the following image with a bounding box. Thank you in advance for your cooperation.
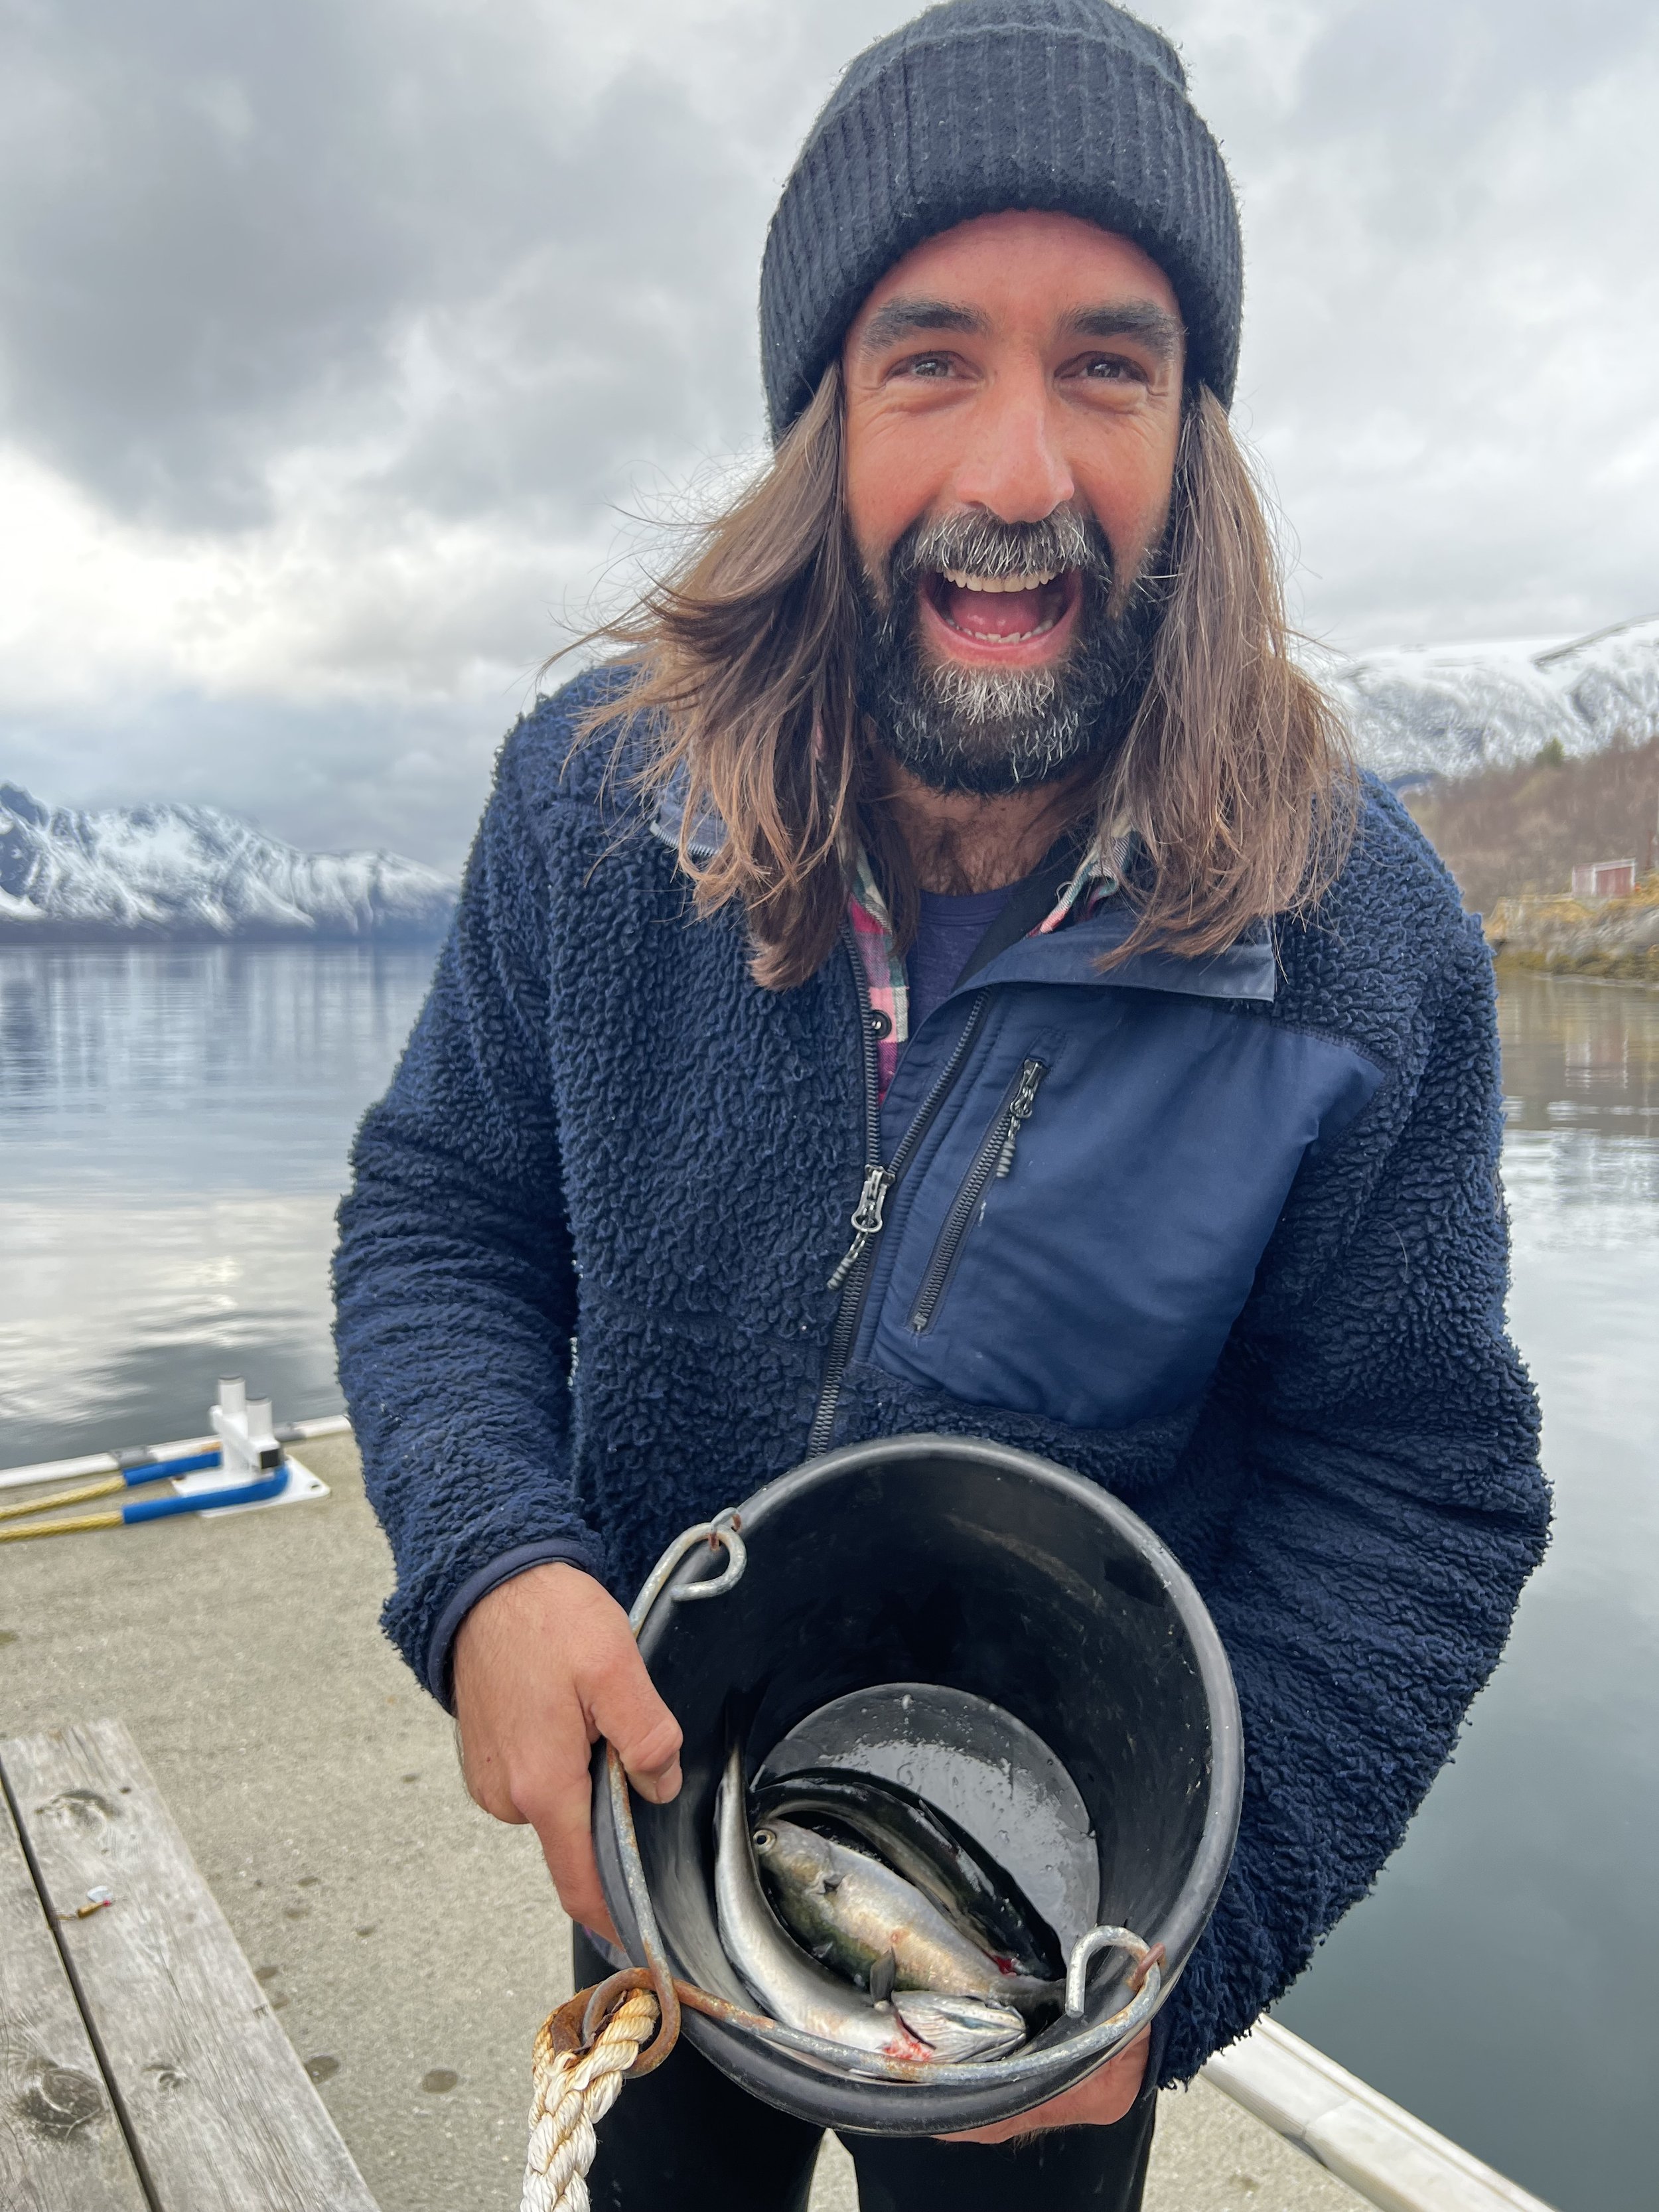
[907,1057,1048,1335]
[808,929,991,1455]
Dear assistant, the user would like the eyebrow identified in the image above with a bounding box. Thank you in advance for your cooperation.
[856,293,1186,362]
[1060,302,1185,360]
[857,297,991,352]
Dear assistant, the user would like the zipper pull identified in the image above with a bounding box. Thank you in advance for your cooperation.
[994,1060,1046,1179]
[827,1165,894,1289]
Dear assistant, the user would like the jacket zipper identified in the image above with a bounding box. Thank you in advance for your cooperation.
[808,924,989,1454]
[908,1057,1048,1335]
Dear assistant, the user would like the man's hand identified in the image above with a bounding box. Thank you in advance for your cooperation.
[938,2028,1148,2145]
[452,1560,682,1941]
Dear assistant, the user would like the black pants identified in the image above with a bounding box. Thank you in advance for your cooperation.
[572,1931,1156,2212]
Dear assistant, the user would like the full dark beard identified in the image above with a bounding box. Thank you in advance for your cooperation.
[854,510,1166,797]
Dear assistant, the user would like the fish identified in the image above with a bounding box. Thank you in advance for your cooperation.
[755,1817,1057,2023]
[753,1765,1064,1982]
[713,1746,1025,2071]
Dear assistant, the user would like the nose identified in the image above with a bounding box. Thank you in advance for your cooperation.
[948,360,1075,524]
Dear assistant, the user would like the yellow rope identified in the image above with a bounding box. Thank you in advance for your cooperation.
[520,1987,660,2212]
[0,1475,123,1523]
[0,1509,124,1543]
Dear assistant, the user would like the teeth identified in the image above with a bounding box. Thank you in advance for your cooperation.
[940,567,1062,593]
[942,612,1060,642]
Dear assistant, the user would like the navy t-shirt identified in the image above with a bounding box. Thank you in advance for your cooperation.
[906,869,1046,1037]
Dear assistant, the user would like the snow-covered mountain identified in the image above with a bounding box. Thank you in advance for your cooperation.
[4,609,1654,937]
[1324,614,1659,786]
[0,785,457,941]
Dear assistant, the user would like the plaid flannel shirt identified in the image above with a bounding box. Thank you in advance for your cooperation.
[846,840,1124,1100]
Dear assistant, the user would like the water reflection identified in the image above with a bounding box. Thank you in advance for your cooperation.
[0,944,437,1459]
[1499,964,1659,1132]
[1277,963,1659,2212]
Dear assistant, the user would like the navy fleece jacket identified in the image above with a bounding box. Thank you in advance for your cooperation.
[333,669,1548,2085]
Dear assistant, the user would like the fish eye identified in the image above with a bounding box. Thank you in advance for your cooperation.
[752,1827,776,1852]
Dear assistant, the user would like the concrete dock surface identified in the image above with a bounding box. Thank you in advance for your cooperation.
[0,1430,1400,2211]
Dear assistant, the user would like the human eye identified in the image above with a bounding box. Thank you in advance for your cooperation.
[1078,352,1148,385]
[893,351,956,380]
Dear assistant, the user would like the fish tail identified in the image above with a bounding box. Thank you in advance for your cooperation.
[892,1992,1025,2063]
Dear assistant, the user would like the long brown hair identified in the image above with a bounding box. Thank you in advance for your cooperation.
[575,364,1353,989]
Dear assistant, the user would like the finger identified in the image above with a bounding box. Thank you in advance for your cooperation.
[526,1753,623,1944]
[584,1648,684,1803]
[937,2109,1040,2144]
[520,1766,617,1938]
[539,1835,620,1948]
[936,2033,1149,2144]
[941,2094,1050,2143]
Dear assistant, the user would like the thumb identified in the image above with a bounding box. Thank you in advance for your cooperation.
[585,1647,684,1805]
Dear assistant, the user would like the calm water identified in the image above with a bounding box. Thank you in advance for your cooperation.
[0,944,435,1456]
[2,946,1656,2209]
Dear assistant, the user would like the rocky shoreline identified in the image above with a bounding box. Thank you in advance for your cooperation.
[1486,885,1659,983]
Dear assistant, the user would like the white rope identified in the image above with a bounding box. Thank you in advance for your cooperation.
[520,1988,661,2212]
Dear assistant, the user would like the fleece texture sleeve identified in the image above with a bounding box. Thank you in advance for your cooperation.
[332,732,599,1702]
[1152,910,1550,2085]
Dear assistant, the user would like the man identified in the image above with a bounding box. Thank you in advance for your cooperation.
[334,4,1548,2207]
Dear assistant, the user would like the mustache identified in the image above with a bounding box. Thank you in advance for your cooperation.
[879,507,1116,599]
[853,500,1167,797]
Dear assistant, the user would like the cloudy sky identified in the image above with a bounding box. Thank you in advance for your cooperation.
[1,0,1654,870]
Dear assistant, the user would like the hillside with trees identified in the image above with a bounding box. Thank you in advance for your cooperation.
[1401,735,1659,915]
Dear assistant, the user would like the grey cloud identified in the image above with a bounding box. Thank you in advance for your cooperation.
[1154,0,1659,645]
[1,3,430,522]
[1287,0,1652,138]
[1,0,1654,865]
[0,0,837,528]
[375,76,770,531]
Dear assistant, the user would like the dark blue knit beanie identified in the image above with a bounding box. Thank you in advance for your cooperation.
[759,0,1242,441]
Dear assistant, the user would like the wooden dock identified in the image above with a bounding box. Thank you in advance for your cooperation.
[0,1426,1555,2212]
[1,1719,378,2212]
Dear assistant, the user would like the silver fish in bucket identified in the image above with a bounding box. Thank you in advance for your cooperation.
[751,1765,1064,1984]
[755,1818,1058,2020]
[714,1748,1025,2070]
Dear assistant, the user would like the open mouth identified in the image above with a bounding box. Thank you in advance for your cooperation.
[921,564,1083,656]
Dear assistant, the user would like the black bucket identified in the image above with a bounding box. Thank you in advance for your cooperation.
[593,1433,1241,2134]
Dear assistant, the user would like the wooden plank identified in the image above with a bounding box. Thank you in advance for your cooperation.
[0,1768,149,2212]
[1,1720,378,2212]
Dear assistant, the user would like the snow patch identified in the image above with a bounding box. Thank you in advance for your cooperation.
[1321,613,1659,784]
[0,784,457,940]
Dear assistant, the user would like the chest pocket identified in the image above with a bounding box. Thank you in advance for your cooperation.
[860,994,1382,1433]
[906,1051,1051,1336]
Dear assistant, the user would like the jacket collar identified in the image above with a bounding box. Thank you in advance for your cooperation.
[958,904,1277,1005]
[648,765,1277,1005]
[649,762,722,863]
